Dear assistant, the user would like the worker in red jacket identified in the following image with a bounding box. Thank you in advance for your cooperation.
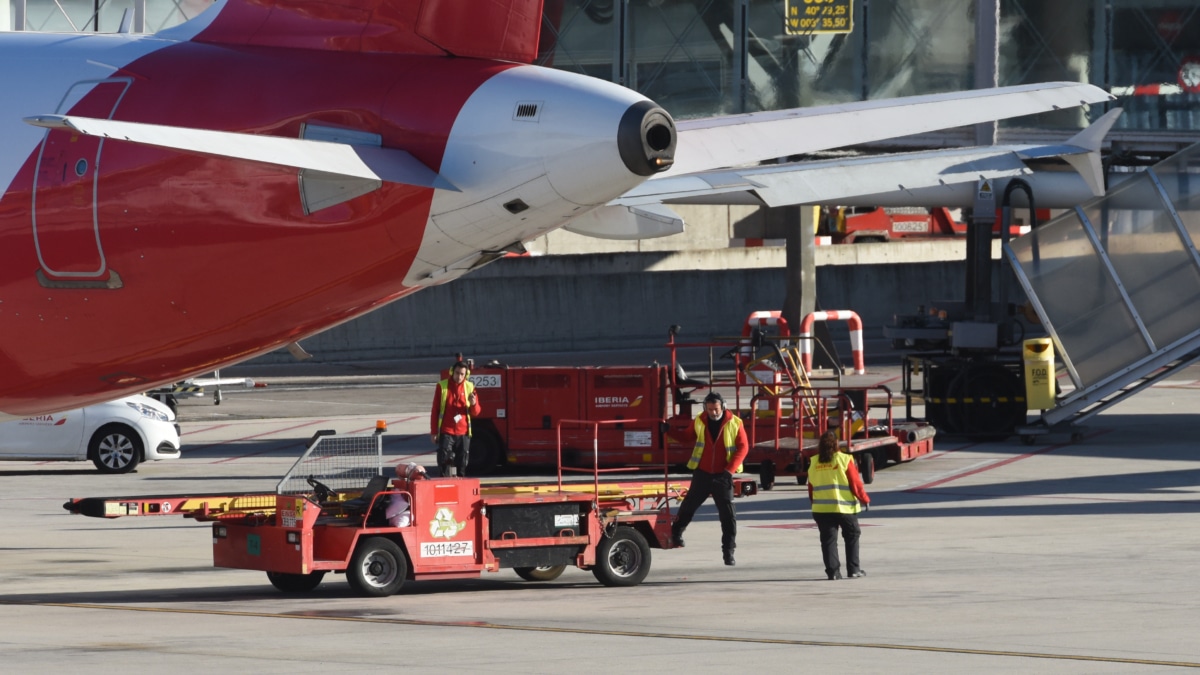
[807,430,870,580]
[671,391,749,566]
[430,360,482,477]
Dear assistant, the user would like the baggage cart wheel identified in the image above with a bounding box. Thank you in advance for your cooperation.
[347,537,408,597]
[514,565,567,582]
[857,451,875,485]
[592,527,651,587]
[267,570,325,593]
[759,460,776,491]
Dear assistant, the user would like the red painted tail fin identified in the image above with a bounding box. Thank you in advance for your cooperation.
[188,0,544,63]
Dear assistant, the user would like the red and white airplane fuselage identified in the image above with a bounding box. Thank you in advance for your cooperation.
[0,0,1116,418]
[0,17,675,417]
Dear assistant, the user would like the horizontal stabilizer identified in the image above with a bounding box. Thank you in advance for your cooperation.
[23,114,458,192]
[671,82,1114,176]
[564,204,685,240]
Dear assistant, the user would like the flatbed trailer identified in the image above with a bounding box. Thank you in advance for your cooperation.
[63,429,757,597]
[749,384,936,490]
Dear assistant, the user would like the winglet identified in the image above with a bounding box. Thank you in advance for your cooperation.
[1061,108,1123,196]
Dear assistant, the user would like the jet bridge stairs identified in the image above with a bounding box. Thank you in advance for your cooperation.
[1006,142,1200,442]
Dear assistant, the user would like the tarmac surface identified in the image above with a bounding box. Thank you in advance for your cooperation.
[4,356,1200,673]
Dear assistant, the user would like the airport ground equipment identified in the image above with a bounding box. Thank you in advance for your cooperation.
[885,179,1038,439]
[147,369,263,415]
[822,206,1038,244]
[64,427,758,597]
[886,143,1200,442]
[462,321,934,487]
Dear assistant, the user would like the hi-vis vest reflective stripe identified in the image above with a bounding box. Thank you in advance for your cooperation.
[437,379,475,436]
[809,452,860,514]
[688,414,744,473]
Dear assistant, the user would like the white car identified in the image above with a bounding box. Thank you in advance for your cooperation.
[0,395,180,473]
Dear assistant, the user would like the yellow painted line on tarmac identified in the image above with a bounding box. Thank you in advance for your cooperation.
[22,601,1200,669]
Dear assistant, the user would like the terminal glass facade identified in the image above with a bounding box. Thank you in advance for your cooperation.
[7,0,1198,131]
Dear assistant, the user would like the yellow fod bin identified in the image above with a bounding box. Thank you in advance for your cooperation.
[1023,338,1055,410]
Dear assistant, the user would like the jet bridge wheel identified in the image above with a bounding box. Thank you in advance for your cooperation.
[943,362,1024,440]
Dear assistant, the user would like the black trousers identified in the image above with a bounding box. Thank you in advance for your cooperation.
[674,470,737,551]
[813,511,861,576]
[437,433,470,477]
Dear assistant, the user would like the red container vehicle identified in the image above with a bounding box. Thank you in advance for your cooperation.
[464,319,935,488]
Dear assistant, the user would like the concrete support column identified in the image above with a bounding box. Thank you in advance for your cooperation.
[973,0,999,145]
[5,0,27,30]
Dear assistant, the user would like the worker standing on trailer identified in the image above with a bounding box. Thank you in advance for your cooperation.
[807,431,870,580]
[431,360,481,477]
[672,391,749,566]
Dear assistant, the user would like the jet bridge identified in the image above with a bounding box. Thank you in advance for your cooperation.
[1006,143,1200,441]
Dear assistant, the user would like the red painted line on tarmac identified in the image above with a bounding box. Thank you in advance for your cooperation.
[903,490,1140,503]
[348,415,420,434]
[182,422,235,435]
[187,419,326,454]
[196,419,332,463]
[905,429,1112,492]
[750,523,878,530]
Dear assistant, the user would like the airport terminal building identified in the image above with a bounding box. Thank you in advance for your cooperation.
[5,0,1198,361]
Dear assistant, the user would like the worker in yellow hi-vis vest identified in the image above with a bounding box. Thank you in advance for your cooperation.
[671,391,749,566]
[807,431,870,580]
[431,360,481,477]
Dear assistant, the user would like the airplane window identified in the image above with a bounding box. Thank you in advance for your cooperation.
[74,159,88,176]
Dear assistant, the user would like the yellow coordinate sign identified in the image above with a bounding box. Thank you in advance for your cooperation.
[785,0,853,35]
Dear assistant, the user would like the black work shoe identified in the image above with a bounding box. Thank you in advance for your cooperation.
[849,570,867,578]
[827,572,842,580]
[671,530,685,548]
[723,551,735,566]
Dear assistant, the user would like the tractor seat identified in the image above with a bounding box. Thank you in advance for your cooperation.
[340,474,390,521]
[675,364,708,403]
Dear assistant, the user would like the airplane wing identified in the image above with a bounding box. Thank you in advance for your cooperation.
[567,87,1118,239]
[667,82,1113,176]
[23,114,458,192]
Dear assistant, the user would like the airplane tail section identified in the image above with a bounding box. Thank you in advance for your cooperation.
[175,0,544,63]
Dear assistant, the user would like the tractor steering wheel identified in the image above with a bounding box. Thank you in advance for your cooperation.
[306,475,338,503]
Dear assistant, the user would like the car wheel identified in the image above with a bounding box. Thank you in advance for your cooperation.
[514,565,567,582]
[267,570,326,593]
[90,424,143,474]
[592,527,651,587]
[346,537,408,597]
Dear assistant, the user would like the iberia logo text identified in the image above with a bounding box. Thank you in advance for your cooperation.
[595,395,643,409]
